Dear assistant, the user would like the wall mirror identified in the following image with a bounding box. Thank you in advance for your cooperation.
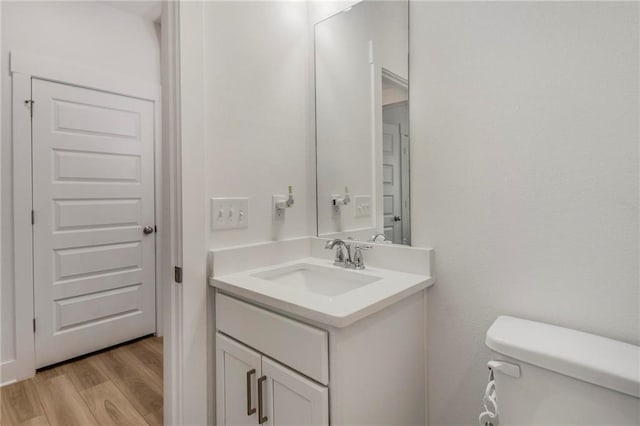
[315,0,410,245]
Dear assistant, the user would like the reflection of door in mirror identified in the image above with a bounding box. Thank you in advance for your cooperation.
[382,71,410,245]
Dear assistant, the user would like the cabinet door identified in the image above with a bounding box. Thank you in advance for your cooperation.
[261,357,329,426]
[216,333,262,426]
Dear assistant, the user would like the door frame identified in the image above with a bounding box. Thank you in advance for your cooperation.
[8,51,164,383]
[169,2,210,424]
[160,2,184,425]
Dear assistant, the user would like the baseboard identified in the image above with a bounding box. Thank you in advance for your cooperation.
[0,360,17,386]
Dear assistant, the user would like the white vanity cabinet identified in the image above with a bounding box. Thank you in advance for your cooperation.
[214,290,427,426]
[216,333,329,426]
[216,293,330,426]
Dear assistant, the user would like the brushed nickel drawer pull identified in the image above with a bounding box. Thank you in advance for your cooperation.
[246,369,256,415]
[258,375,268,424]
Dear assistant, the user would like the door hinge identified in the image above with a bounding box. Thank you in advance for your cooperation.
[33,318,36,333]
[25,99,34,117]
[174,266,183,283]
[31,210,35,225]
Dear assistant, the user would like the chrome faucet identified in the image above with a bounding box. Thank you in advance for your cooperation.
[325,239,352,266]
[324,239,372,270]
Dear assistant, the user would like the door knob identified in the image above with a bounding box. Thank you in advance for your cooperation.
[393,216,401,222]
[143,226,154,235]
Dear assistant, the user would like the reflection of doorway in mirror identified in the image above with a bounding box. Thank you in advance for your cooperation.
[382,70,410,245]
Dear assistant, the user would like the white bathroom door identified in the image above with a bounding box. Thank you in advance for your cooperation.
[31,78,156,368]
[382,122,402,243]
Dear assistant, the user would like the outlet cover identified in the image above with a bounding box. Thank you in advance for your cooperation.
[272,195,287,222]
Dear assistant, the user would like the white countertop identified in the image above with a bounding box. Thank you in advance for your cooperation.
[210,257,434,328]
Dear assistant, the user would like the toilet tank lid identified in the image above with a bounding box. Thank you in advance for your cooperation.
[486,316,640,398]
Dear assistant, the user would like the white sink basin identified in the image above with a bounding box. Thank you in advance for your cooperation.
[211,257,433,327]
[252,263,380,297]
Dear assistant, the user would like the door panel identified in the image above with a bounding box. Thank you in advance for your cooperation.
[53,98,140,138]
[53,150,141,182]
[54,199,141,230]
[54,284,143,330]
[55,241,142,279]
[216,333,262,426]
[32,78,156,368]
[262,357,328,426]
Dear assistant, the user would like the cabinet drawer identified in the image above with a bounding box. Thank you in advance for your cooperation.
[216,293,329,385]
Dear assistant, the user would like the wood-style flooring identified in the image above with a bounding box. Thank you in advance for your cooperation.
[0,336,163,426]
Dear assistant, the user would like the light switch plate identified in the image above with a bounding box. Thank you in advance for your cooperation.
[354,195,372,218]
[211,197,249,230]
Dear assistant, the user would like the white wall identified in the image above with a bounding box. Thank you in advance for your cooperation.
[199,4,314,422]
[203,1,314,249]
[1,0,160,376]
[410,2,639,425]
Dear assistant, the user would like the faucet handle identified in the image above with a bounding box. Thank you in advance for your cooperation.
[353,244,372,270]
[369,233,387,243]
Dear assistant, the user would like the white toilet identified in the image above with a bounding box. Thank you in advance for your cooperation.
[485,316,640,425]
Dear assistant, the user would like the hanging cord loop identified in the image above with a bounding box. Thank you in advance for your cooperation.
[478,367,499,426]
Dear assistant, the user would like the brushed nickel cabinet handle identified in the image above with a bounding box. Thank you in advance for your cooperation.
[258,375,268,424]
[246,369,256,415]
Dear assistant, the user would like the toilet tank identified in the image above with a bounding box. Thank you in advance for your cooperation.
[485,316,640,426]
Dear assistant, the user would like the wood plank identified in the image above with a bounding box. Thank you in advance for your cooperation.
[0,379,48,426]
[62,356,109,392]
[33,365,64,382]
[12,418,48,426]
[34,374,98,425]
[125,340,162,381]
[92,349,162,417]
[140,337,163,357]
[0,415,49,426]
[143,408,163,426]
[1,337,161,426]
[80,381,148,426]
[112,344,162,390]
